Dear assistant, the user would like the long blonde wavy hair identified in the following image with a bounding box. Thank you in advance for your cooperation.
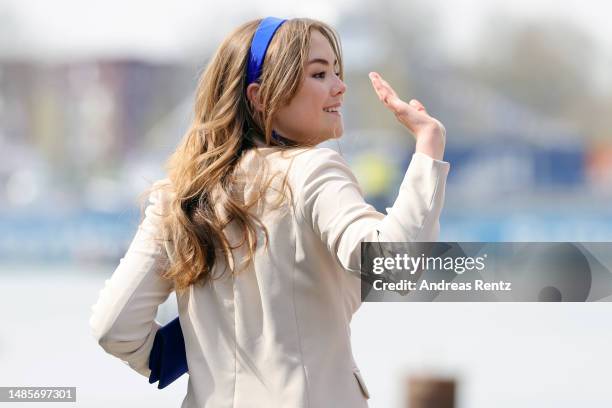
[140,17,344,292]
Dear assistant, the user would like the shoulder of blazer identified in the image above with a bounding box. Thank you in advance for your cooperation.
[288,147,363,201]
[286,147,350,183]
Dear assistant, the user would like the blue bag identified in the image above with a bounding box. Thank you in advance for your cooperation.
[148,317,188,389]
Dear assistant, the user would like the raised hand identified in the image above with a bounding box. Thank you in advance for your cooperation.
[369,71,446,160]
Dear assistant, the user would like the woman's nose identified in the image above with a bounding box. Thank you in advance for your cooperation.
[333,77,347,96]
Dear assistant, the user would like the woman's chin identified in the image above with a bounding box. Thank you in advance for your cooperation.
[330,126,344,139]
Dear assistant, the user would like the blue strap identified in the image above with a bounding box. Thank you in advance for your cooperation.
[246,17,287,85]
[245,18,293,145]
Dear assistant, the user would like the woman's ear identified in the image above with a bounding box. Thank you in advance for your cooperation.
[246,83,264,113]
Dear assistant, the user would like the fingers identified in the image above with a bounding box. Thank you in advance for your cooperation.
[369,72,426,110]
[368,72,446,140]
[386,95,406,115]
[368,72,393,94]
[369,72,417,116]
[368,72,386,103]
[368,72,397,104]
[409,99,427,113]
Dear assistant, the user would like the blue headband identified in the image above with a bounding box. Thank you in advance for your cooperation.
[246,17,287,85]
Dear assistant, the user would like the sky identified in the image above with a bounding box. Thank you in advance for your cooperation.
[0,0,611,62]
[432,0,612,62]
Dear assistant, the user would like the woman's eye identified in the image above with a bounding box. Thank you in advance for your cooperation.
[313,71,341,79]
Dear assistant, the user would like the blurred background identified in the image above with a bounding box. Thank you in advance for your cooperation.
[1,0,611,406]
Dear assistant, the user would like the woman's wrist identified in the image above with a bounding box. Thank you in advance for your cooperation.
[415,124,446,161]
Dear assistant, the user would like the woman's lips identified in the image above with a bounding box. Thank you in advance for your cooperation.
[324,110,342,116]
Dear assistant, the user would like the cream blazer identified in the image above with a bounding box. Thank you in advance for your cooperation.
[90,146,450,408]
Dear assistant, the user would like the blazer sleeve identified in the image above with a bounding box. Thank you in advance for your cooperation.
[294,148,450,275]
[89,181,175,378]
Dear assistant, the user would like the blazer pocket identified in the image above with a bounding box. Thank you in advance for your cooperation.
[353,369,370,399]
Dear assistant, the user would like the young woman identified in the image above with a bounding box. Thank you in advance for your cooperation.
[90,17,449,407]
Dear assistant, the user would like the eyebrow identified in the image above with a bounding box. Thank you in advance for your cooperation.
[307,58,338,67]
